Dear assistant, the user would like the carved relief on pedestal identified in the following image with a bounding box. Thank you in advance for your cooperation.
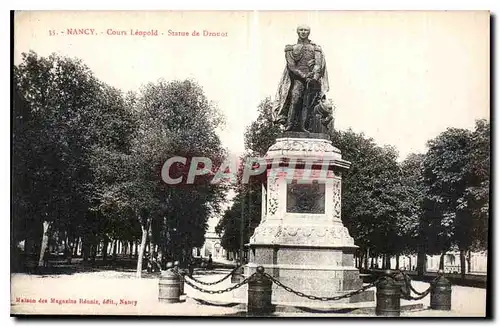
[331,178,342,220]
[286,181,326,214]
[267,138,341,155]
[268,198,279,215]
[251,223,355,247]
[267,177,280,217]
[249,224,282,244]
[315,227,327,238]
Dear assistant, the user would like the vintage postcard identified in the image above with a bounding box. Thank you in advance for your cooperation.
[11,10,490,317]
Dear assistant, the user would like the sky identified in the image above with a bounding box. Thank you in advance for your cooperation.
[14,10,490,161]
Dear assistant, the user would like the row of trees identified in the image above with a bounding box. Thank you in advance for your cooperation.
[216,97,490,276]
[12,51,490,277]
[12,51,227,276]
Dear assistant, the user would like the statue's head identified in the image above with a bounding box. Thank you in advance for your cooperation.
[296,24,311,40]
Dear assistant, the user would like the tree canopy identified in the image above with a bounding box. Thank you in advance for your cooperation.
[13,52,227,275]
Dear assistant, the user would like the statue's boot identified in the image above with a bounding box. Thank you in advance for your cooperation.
[297,118,310,133]
[297,125,310,133]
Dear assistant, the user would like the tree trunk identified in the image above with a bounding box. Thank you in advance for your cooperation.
[102,238,108,262]
[396,254,400,270]
[384,254,391,270]
[364,248,369,270]
[82,235,90,262]
[408,256,412,271]
[66,236,72,264]
[136,218,150,278]
[467,250,472,273]
[370,257,374,269]
[73,237,79,256]
[69,238,75,256]
[417,246,426,277]
[24,236,33,257]
[134,241,139,257]
[460,249,466,277]
[129,241,134,259]
[148,223,153,256]
[90,244,97,265]
[158,242,164,270]
[439,251,446,270]
[78,238,83,256]
[112,240,118,260]
[63,235,67,254]
[37,221,51,268]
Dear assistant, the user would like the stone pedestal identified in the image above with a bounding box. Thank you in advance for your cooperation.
[236,132,373,305]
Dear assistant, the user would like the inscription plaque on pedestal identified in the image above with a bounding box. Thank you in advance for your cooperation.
[286,181,325,214]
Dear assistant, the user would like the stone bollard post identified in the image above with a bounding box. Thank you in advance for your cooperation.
[247,266,273,315]
[376,270,401,316]
[158,262,181,303]
[430,269,452,311]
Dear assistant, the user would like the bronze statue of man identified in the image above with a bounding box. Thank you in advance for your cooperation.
[273,25,329,133]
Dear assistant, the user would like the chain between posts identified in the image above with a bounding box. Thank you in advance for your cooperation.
[173,268,256,294]
[263,272,379,302]
[179,264,244,286]
[398,271,440,301]
[172,266,442,302]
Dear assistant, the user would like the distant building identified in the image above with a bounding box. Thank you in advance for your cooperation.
[373,251,488,274]
[423,251,487,274]
[193,216,226,260]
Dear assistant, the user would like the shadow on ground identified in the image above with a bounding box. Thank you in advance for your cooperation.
[13,255,159,278]
[12,254,235,279]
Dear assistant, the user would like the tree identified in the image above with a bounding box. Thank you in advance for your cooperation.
[397,154,427,273]
[13,52,228,276]
[463,119,490,252]
[397,154,426,254]
[330,129,404,269]
[138,79,227,269]
[13,51,103,268]
[422,127,472,272]
[244,97,283,157]
[95,79,227,277]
